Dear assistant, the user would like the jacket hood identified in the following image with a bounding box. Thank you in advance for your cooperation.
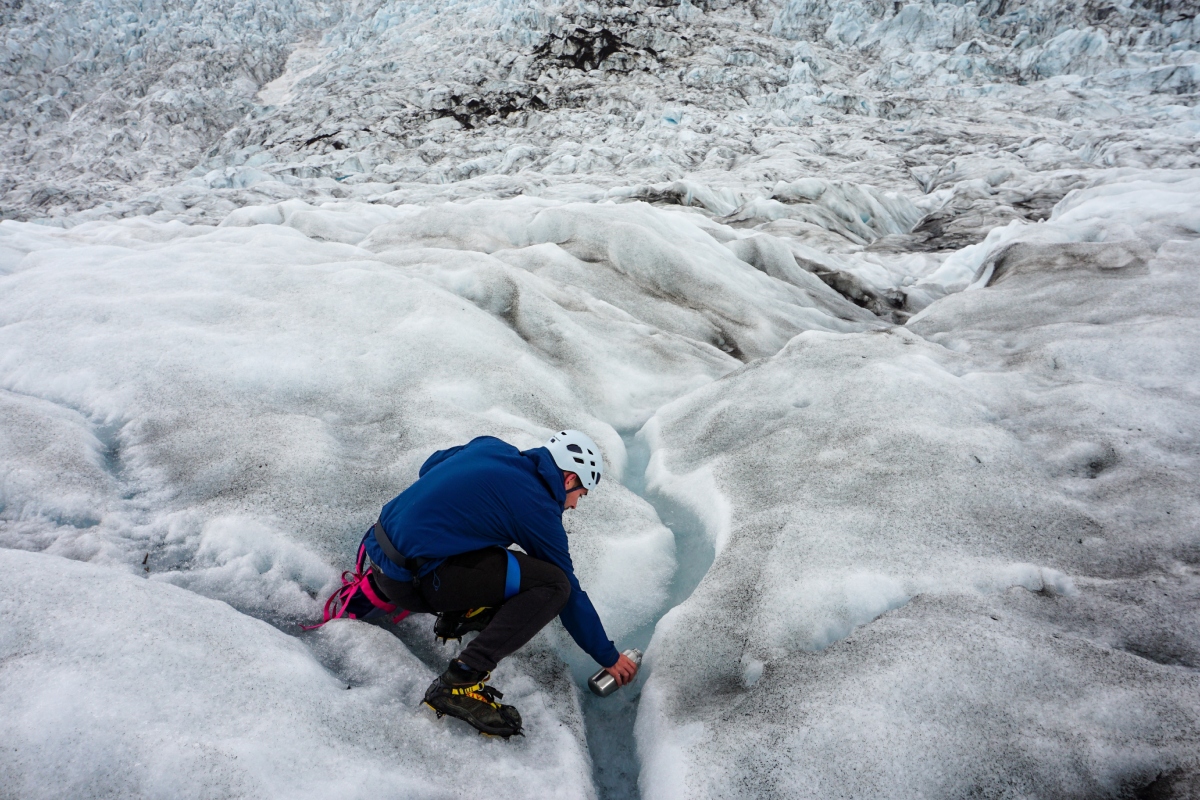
[523,446,567,508]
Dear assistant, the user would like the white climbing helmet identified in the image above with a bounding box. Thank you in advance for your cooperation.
[544,430,604,492]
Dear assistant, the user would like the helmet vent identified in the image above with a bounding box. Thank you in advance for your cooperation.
[542,429,604,492]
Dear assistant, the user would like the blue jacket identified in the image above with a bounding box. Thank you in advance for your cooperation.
[364,436,620,668]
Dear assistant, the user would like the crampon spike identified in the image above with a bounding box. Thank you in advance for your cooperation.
[479,730,523,739]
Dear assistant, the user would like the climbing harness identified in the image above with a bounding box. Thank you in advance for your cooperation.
[372,520,428,578]
[503,548,520,600]
[301,540,411,630]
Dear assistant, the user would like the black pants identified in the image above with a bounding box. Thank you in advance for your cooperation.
[371,548,570,673]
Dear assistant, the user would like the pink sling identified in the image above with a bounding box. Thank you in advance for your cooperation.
[302,541,411,630]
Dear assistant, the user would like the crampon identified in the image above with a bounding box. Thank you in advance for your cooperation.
[424,663,523,738]
[434,606,498,643]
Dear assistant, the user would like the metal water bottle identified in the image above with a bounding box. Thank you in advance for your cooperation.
[588,648,642,697]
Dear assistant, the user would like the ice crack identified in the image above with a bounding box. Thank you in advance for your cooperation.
[577,428,718,800]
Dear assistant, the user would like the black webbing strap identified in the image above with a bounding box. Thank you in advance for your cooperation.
[373,521,425,573]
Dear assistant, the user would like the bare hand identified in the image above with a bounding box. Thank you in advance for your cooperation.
[604,652,639,687]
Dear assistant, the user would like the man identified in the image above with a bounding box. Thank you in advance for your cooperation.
[346,430,638,738]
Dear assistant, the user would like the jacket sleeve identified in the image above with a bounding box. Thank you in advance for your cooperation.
[559,582,621,668]
[518,514,620,668]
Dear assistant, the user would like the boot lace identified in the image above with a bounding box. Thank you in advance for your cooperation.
[450,681,504,709]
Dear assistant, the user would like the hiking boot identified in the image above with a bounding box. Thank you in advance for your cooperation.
[434,606,498,643]
[423,660,523,738]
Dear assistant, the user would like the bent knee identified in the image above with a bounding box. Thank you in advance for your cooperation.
[543,564,571,609]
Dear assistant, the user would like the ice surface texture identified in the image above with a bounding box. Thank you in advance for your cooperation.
[4,1,1199,237]
[3,177,1197,798]
[0,196,867,796]
[637,181,1200,798]
[2,0,1199,798]
[0,548,595,799]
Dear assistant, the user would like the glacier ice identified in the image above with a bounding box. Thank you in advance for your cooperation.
[634,183,1200,799]
[0,548,596,799]
[2,0,1199,797]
